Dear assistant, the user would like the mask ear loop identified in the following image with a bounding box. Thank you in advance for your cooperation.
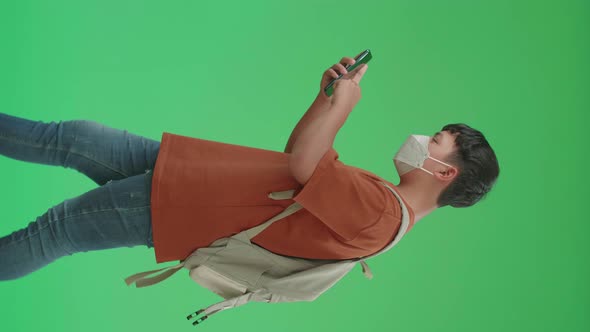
[420,157,456,176]
[418,168,434,176]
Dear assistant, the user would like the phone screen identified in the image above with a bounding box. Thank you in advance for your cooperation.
[324,49,372,97]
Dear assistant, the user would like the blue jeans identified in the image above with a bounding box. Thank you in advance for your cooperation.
[0,113,160,280]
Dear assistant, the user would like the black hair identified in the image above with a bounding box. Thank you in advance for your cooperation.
[437,123,500,208]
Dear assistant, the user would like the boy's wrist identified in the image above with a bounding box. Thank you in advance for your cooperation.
[316,91,331,104]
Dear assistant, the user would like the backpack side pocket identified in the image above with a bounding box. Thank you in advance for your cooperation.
[190,265,248,299]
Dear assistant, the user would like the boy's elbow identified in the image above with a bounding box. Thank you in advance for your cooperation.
[288,155,314,186]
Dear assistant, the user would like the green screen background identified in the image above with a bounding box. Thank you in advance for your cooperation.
[0,0,588,331]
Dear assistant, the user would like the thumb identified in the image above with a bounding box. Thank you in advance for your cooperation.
[353,63,368,80]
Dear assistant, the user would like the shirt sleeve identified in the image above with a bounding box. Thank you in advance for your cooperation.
[292,147,388,242]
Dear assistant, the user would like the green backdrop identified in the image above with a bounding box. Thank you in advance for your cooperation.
[0,0,588,331]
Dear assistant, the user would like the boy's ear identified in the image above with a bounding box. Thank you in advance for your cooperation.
[436,166,459,182]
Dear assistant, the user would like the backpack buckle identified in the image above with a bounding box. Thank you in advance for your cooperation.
[187,309,208,326]
[192,315,208,326]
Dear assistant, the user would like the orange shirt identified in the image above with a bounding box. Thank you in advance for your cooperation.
[149,132,415,264]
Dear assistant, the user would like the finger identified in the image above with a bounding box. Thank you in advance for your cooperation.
[340,57,356,67]
[351,64,368,82]
[342,52,362,66]
[339,65,358,81]
[333,63,348,75]
[328,68,339,79]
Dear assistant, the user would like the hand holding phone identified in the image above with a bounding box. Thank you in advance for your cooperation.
[321,49,372,98]
[329,63,368,109]
[319,55,357,99]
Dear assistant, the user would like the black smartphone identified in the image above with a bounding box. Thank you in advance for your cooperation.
[323,49,372,97]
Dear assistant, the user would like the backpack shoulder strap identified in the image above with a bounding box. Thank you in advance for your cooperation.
[356,181,412,278]
[124,261,184,288]
[365,181,411,259]
[242,189,303,241]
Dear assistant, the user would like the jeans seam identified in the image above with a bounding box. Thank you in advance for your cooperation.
[0,134,129,178]
[1,205,151,252]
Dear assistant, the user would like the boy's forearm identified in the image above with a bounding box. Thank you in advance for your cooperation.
[289,101,352,185]
[284,92,331,154]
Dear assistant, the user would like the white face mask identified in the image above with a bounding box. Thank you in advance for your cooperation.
[393,134,455,176]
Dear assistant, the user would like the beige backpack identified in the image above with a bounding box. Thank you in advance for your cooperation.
[124,181,410,326]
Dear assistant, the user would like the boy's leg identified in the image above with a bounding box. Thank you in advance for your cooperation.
[0,113,160,186]
[0,171,154,281]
